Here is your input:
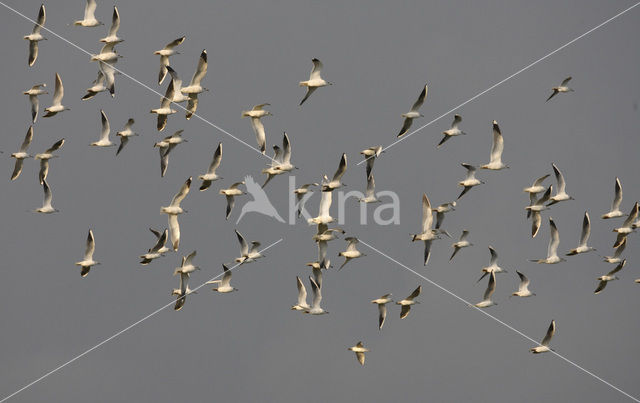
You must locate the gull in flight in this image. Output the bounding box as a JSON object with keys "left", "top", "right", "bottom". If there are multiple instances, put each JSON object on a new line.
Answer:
{"left": 161, "top": 177, "right": 192, "bottom": 251}
{"left": 43, "top": 73, "right": 70, "bottom": 118}
{"left": 262, "top": 132, "right": 296, "bottom": 188}
{"left": 360, "top": 146, "right": 383, "bottom": 180}
{"left": 155, "top": 36, "right": 185, "bottom": 85}
{"left": 450, "top": 230, "right": 472, "bottom": 261}
{"left": 612, "top": 202, "right": 638, "bottom": 248}
{"left": 524, "top": 174, "right": 550, "bottom": 212}
{"left": 478, "top": 246, "right": 507, "bottom": 282}
{"left": 99, "top": 61, "right": 116, "bottom": 97}
{"left": 198, "top": 142, "right": 223, "bottom": 191}
{"left": 371, "top": 294, "right": 393, "bottom": 330}
{"left": 219, "top": 181, "right": 245, "bottom": 219}
{"left": 75, "top": 229, "right": 99, "bottom": 277}
{"left": 91, "top": 110, "right": 116, "bottom": 147}
{"left": 475, "top": 271, "right": 497, "bottom": 308}
{"left": 299, "top": 58, "right": 332, "bottom": 106}
{"left": 23, "top": 83, "right": 48, "bottom": 123}
{"left": 411, "top": 193, "right": 439, "bottom": 266}
{"left": 480, "top": 121, "right": 508, "bottom": 170}
{"left": 358, "top": 174, "right": 379, "bottom": 203}
{"left": 396, "top": 286, "right": 421, "bottom": 319}
{"left": 294, "top": 183, "right": 319, "bottom": 218}
{"left": 312, "top": 223, "right": 344, "bottom": 268}
{"left": 207, "top": 264, "right": 237, "bottom": 293}
{"left": 35, "top": 179, "right": 58, "bottom": 214}
{"left": 234, "top": 230, "right": 263, "bottom": 264}
{"left": 526, "top": 185, "right": 552, "bottom": 238}
{"left": 242, "top": 103, "right": 272, "bottom": 154}
{"left": 81, "top": 71, "right": 109, "bottom": 100}
{"left": 566, "top": 212, "right": 595, "bottom": 256}
{"left": 181, "top": 50, "right": 209, "bottom": 119}
{"left": 172, "top": 272, "right": 194, "bottom": 311}
{"left": 457, "top": 163, "right": 484, "bottom": 200}
{"left": 150, "top": 80, "right": 177, "bottom": 132}
{"left": 305, "top": 259, "right": 325, "bottom": 289}
{"left": 434, "top": 201, "right": 456, "bottom": 237}
{"left": 174, "top": 250, "right": 199, "bottom": 276}
{"left": 291, "top": 276, "right": 310, "bottom": 311}
{"left": 548, "top": 164, "right": 574, "bottom": 205}
{"left": 154, "top": 130, "right": 187, "bottom": 177}
{"left": 35, "top": 138, "right": 65, "bottom": 185}
{"left": 73, "top": 0, "right": 102, "bottom": 26}
{"left": 10, "top": 126, "right": 34, "bottom": 181}
{"left": 603, "top": 237, "right": 626, "bottom": 264}
{"left": 530, "top": 320, "right": 556, "bottom": 353}
{"left": 304, "top": 276, "right": 328, "bottom": 315}
{"left": 116, "top": 118, "right": 138, "bottom": 155}
{"left": 338, "top": 237, "right": 365, "bottom": 270}
{"left": 90, "top": 42, "right": 121, "bottom": 63}
{"left": 397, "top": 84, "right": 428, "bottom": 137}
{"left": 165, "top": 66, "right": 190, "bottom": 103}
{"left": 437, "top": 114, "right": 466, "bottom": 148}
{"left": 99, "top": 6, "right": 123, "bottom": 44}
{"left": 322, "top": 153, "right": 347, "bottom": 191}
{"left": 348, "top": 342, "right": 369, "bottom": 366}
{"left": 139, "top": 228, "right": 169, "bottom": 265}
{"left": 531, "top": 217, "right": 566, "bottom": 264}
{"left": 594, "top": 260, "right": 626, "bottom": 294}
{"left": 602, "top": 177, "right": 624, "bottom": 219}
{"left": 511, "top": 270, "right": 535, "bottom": 297}
{"left": 308, "top": 184, "right": 334, "bottom": 225}
{"left": 24, "top": 4, "right": 46, "bottom": 67}
{"left": 546, "top": 77, "right": 573, "bottom": 102}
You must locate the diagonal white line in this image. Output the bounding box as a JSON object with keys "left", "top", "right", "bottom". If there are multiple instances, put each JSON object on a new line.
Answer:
{"left": 0, "top": 238, "right": 284, "bottom": 403}
{"left": 357, "top": 1, "right": 640, "bottom": 166}
{"left": 0, "top": 1, "right": 278, "bottom": 164}
{"left": 358, "top": 239, "right": 640, "bottom": 402}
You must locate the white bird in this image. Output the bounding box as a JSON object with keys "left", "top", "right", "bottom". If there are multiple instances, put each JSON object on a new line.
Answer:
{"left": 10, "top": 126, "right": 34, "bottom": 181}
{"left": 219, "top": 181, "right": 245, "bottom": 220}
{"left": 548, "top": 164, "right": 574, "bottom": 205}
{"left": 98, "top": 61, "right": 116, "bottom": 97}
{"left": 90, "top": 42, "right": 121, "bottom": 63}
{"left": 262, "top": 132, "right": 296, "bottom": 188}
{"left": 291, "top": 276, "right": 310, "bottom": 311}
{"left": 207, "top": 264, "right": 237, "bottom": 293}
{"left": 154, "top": 130, "right": 187, "bottom": 177}
{"left": 546, "top": 77, "right": 573, "bottom": 102}
{"left": 530, "top": 320, "right": 556, "bottom": 353}
{"left": 322, "top": 153, "right": 347, "bottom": 191}
{"left": 75, "top": 229, "right": 99, "bottom": 277}
{"left": 312, "top": 223, "right": 344, "bottom": 243}
{"left": 480, "top": 121, "right": 508, "bottom": 170}
{"left": 294, "top": 183, "right": 319, "bottom": 218}
{"left": 566, "top": 212, "right": 595, "bottom": 256}
{"left": 299, "top": 58, "right": 332, "bottom": 106}
{"left": 450, "top": 230, "right": 472, "bottom": 261}
{"left": 478, "top": 246, "right": 507, "bottom": 282}
{"left": 304, "top": 276, "right": 328, "bottom": 315}
{"left": 437, "top": 114, "right": 466, "bottom": 148}
{"left": 338, "top": 237, "right": 365, "bottom": 270}
{"left": 360, "top": 146, "right": 383, "bottom": 179}
{"left": 531, "top": 217, "right": 566, "bottom": 264}
{"left": 174, "top": 250, "right": 199, "bottom": 276}
{"left": 594, "top": 259, "right": 626, "bottom": 294}
{"left": 34, "top": 138, "right": 64, "bottom": 185}
{"left": 139, "top": 228, "right": 169, "bottom": 265}
{"left": 116, "top": 118, "right": 137, "bottom": 155}
{"left": 43, "top": 73, "right": 70, "bottom": 118}
{"left": 154, "top": 36, "right": 186, "bottom": 85}
{"left": 234, "top": 230, "right": 263, "bottom": 264}
{"left": 348, "top": 342, "right": 369, "bottom": 366}
{"left": 165, "top": 66, "right": 190, "bottom": 103}
{"left": 397, "top": 84, "right": 428, "bottom": 137}
{"left": 526, "top": 185, "right": 553, "bottom": 238}
{"left": 24, "top": 4, "right": 46, "bottom": 67}
{"left": 181, "top": 50, "right": 208, "bottom": 119}
{"left": 35, "top": 179, "right": 58, "bottom": 214}
{"left": 523, "top": 174, "right": 550, "bottom": 195}
{"left": 172, "top": 272, "right": 194, "bottom": 311}
{"left": 81, "top": 71, "right": 109, "bottom": 100}
{"left": 371, "top": 294, "right": 393, "bottom": 330}
{"left": 511, "top": 270, "right": 535, "bottom": 297}
{"left": 305, "top": 260, "right": 325, "bottom": 288}
{"left": 396, "top": 286, "right": 421, "bottom": 319}
{"left": 612, "top": 202, "right": 639, "bottom": 248}
{"left": 434, "top": 201, "right": 456, "bottom": 237}
{"left": 602, "top": 177, "right": 624, "bottom": 219}
{"left": 198, "top": 142, "right": 223, "bottom": 191}
{"left": 242, "top": 103, "right": 272, "bottom": 154}
{"left": 160, "top": 177, "right": 192, "bottom": 251}
{"left": 23, "top": 83, "right": 48, "bottom": 123}
{"left": 411, "top": 193, "right": 439, "bottom": 265}
{"left": 308, "top": 184, "right": 334, "bottom": 225}
{"left": 150, "top": 80, "right": 177, "bottom": 131}
{"left": 99, "top": 6, "right": 123, "bottom": 44}
{"left": 73, "top": 0, "right": 102, "bottom": 26}
{"left": 457, "top": 163, "right": 484, "bottom": 199}
{"left": 475, "top": 271, "right": 497, "bottom": 308}
{"left": 91, "top": 110, "right": 116, "bottom": 147}
{"left": 603, "top": 237, "right": 626, "bottom": 264}
{"left": 358, "top": 174, "right": 379, "bottom": 203}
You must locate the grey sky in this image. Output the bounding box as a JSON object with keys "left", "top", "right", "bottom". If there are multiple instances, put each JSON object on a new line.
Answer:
{"left": 1, "top": 0, "right": 640, "bottom": 402}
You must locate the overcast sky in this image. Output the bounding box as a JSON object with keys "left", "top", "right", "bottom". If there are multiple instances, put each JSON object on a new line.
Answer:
{"left": 1, "top": 0, "right": 640, "bottom": 402}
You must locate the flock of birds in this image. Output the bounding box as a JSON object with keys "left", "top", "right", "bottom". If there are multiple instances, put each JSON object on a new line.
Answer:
{"left": 10, "top": 1, "right": 639, "bottom": 367}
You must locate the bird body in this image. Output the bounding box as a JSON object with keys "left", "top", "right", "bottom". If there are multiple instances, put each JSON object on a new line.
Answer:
{"left": 299, "top": 58, "right": 331, "bottom": 105}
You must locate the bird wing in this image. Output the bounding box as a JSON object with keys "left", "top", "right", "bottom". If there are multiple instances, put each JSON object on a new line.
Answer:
{"left": 160, "top": 80, "right": 175, "bottom": 109}
{"left": 28, "top": 41, "right": 39, "bottom": 67}
{"left": 460, "top": 230, "right": 469, "bottom": 242}
{"left": 84, "top": 229, "right": 96, "bottom": 260}
{"left": 33, "top": 4, "right": 45, "bottom": 34}
{"left": 378, "top": 304, "right": 387, "bottom": 329}
{"left": 548, "top": 218, "right": 560, "bottom": 257}
{"left": 170, "top": 177, "right": 192, "bottom": 207}
{"left": 421, "top": 193, "right": 433, "bottom": 233}
{"left": 299, "top": 86, "right": 316, "bottom": 106}
{"left": 107, "top": 6, "right": 120, "bottom": 36}
{"left": 220, "top": 264, "right": 232, "bottom": 287}
{"left": 164, "top": 36, "right": 186, "bottom": 50}
{"left": 11, "top": 159, "right": 24, "bottom": 181}
{"left": 319, "top": 186, "right": 332, "bottom": 216}
{"left": 410, "top": 84, "right": 428, "bottom": 113}
{"left": 423, "top": 240, "right": 432, "bottom": 265}
{"left": 531, "top": 211, "right": 542, "bottom": 238}
{"left": 282, "top": 132, "right": 292, "bottom": 164}
{"left": 611, "top": 177, "right": 623, "bottom": 211}
{"left": 19, "top": 126, "right": 34, "bottom": 152}
{"left": 207, "top": 143, "right": 223, "bottom": 174}
{"left": 365, "top": 174, "right": 375, "bottom": 198}
{"left": 150, "top": 229, "right": 168, "bottom": 253}
{"left": 318, "top": 240, "right": 328, "bottom": 264}
{"left": 168, "top": 215, "right": 180, "bottom": 251}
{"left": 99, "top": 110, "right": 110, "bottom": 141}
{"left": 608, "top": 259, "right": 626, "bottom": 276}
{"left": 45, "top": 138, "right": 65, "bottom": 154}
{"left": 516, "top": 270, "right": 530, "bottom": 291}
{"left": 435, "top": 211, "right": 444, "bottom": 230}
{"left": 407, "top": 285, "right": 422, "bottom": 301}
{"left": 52, "top": 73, "right": 64, "bottom": 105}
{"left": 451, "top": 114, "right": 461, "bottom": 129}
{"left": 594, "top": 280, "right": 608, "bottom": 294}
{"left": 622, "top": 202, "right": 639, "bottom": 228}
{"left": 399, "top": 305, "right": 411, "bottom": 319}
{"left": 483, "top": 272, "right": 496, "bottom": 300}
{"left": 345, "top": 237, "right": 359, "bottom": 252}
{"left": 29, "top": 95, "right": 39, "bottom": 122}
{"left": 461, "top": 163, "right": 476, "bottom": 179}
{"left": 309, "top": 58, "right": 323, "bottom": 80}
{"left": 533, "top": 174, "right": 550, "bottom": 187}
{"left": 397, "top": 117, "right": 413, "bottom": 137}
{"left": 185, "top": 94, "right": 198, "bottom": 119}
{"left": 251, "top": 117, "right": 266, "bottom": 154}
{"left": 541, "top": 320, "right": 555, "bottom": 346}
{"left": 184, "top": 250, "right": 196, "bottom": 266}
{"left": 225, "top": 195, "right": 235, "bottom": 219}
{"left": 355, "top": 352, "right": 365, "bottom": 366}
{"left": 42, "top": 179, "right": 53, "bottom": 207}
{"left": 38, "top": 159, "right": 49, "bottom": 185}
{"left": 84, "top": 0, "right": 97, "bottom": 20}
{"left": 188, "top": 50, "right": 208, "bottom": 86}
{"left": 488, "top": 246, "right": 498, "bottom": 266}
{"left": 332, "top": 153, "right": 347, "bottom": 181}
{"left": 551, "top": 164, "right": 566, "bottom": 193}
{"left": 579, "top": 212, "right": 591, "bottom": 247}
{"left": 296, "top": 276, "right": 307, "bottom": 306}
{"left": 309, "top": 276, "right": 322, "bottom": 308}
{"left": 489, "top": 121, "right": 504, "bottom": 164}
{"left": 561, "top": 76, "right": 572, "bottom": 86}
{"left": 236, "top": 230, "right": 249, "bottom": 256}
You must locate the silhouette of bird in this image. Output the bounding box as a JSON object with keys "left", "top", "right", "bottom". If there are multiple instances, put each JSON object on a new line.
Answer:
{"left": 236, "top": 175, "right": 284, "bottom": 224}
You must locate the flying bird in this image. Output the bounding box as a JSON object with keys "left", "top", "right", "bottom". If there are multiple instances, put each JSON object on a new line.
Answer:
{"left": 322, "top": 153, "right": 347, "bottom": 191}
{"left": 411, "top": 193, "right": 439, "bottom": 265}
{"left": 347, "top": 342, "right": 369, "bottom": 366}
{"left": 603, "top": 237, "right": 626, "bottom": 264}
{"left": 155, "top": 36, "right": 186, "bottom": 85}
{"left": 523, "top": 174, "right": 550, "bottom": 197}
{"left": 181, "top": 50, "right": 208, "bottom": 119}
{"left": 294, "top": 183, "right": 319, "bottom": 218}
{"left": 434, "top": 201, "right": 456, "bottom": 237}
{"left": 98, "top": 61, "right": 116, "bottom": 97}
{"left": 457, "top": 163, "right": 484, "bottom": 200}
{"left": 602, "top": 177, "right": 624, "bottom": 219}
{"left": 154, "top": 130, "right": 187, "bottom": 177}
{"left": 397, "top": 84, "right": 428, "bottom": 137}
{"left": 262, "top": 132, "right": 296, "bottom": 188}
{"left": 526, "top": 185, "right": 552, "bottom": 237}
{"left": 360, "top": 146, "right": 383, "bottom": 179}
{"left": 99, "top": 6, "right": 123, "bottom": 44}
{"left": 308, "top": 183, "right": 334, "bottom": 225}
{"left": 35, "top": 179, "right": 58, "bottom": 214}
{"left": 450, "top": 230, "right": 472, "bottom": 261}
{"left": 612, "top": 202, "right": 638, "bottom": 248}
{"left": 160, "top": 177, "right": 192, "bottom": 251}
{"left": 35, "top": 138, "right": 64, "bottom": 185}
{"left": 207, "top": 264, "right": 237, "bottom": 293}
{"left": 198, "top": 142, "right": 223, "bottom": 190}
{"left": 172, "top": 272, "right": 194, "bottom": 311}
{"left": 511, "top": 270, "right": 535, "bottom": 297}
{"left": 548, "top": 164, "right": 573, "bottom": 205}
{"left": 546, "top": 77, "right": 573, "bottom": 102}
{"left": 73, "top": 0, "right": 102, "bottom": 26}
{"left": 594, "top": 260, "right": 626, "bottom": 294}
{"left": 24, "top": 4, "right": 46, "bottom": 67}
{"left": 10, "top": 126, "right": 34, "bottom": 181}
{"left": 219, "top": 181, "right": 245, "bottom": 220}
{"left": 478, "top": 246, "right": 507, "bottom": 282}
{"left": 371, "top": 294, "right": 393, "bottom": 330}
{"left": 291, "top": 276, "right": 310, "bottom": 311}
{"left": 304, "top": 276, "right": 328, "bottom": 315}
{"left": 530, "top": 320, "right": 556, "bottom": 353}
{"left": 116, "top": 118, "right": 138, "bottom": 155}
{"left": 437, "top": 114, "right": 466, "bottom": 148}
{"left": 90, "top": 110, "right": 116, "bottom": 147}
{"left": 234, "top": 230, "right": 263, "bottom": 264}
{"left": 242, "top": 103, "right": 272, "bottom": 154}
{"left": 474, "top": 271, "right": 497, "bottom": 308}
{"left": 23, "top": 83, "right": 48, "bottom": 122}
{"left": 81, "top": 71, "right": 109, "bottom": 100}
{"left": 43, "top": 73, "right": 70, "bottom": 118}
{"left": 480, "top": 121, "right": 508, "bottom": 170}
{"left": 90, "top": 42, "right": 121, "bottom": 63}
{"left": 358, "top": 174, "right": 379, "bottom": 203}
{"left": 299, "top": 58, "right": 332, "bottom": 106}
{"left": 566, "top": 212, "right": 595, "bottom": 256}
{"left": 150, "top": 80, "right": 177, "bottom": 131}
{"left": 75, "top": 229, "right": 99, "bottom": 277}
{"left": 139, "top": 228, "right": 170, "bottom": 265}
{"left": 531, "top": 217, "right": 565, "bottom": 264}
{"left": 396, "top": 285, "right": 421, "bottom": 319}
{"left": 338, "top": 237, "right": 365, "bottom": 270}
{"left": 173, "top": 250, "right": 199, "bottom": 276}
{"left": 165, "top": 66, "right": 190, "bottom": 103}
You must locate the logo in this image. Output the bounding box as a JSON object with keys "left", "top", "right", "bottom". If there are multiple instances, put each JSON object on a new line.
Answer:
{"left": 236, "top": 175, "right": 285, "bottom": 224}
